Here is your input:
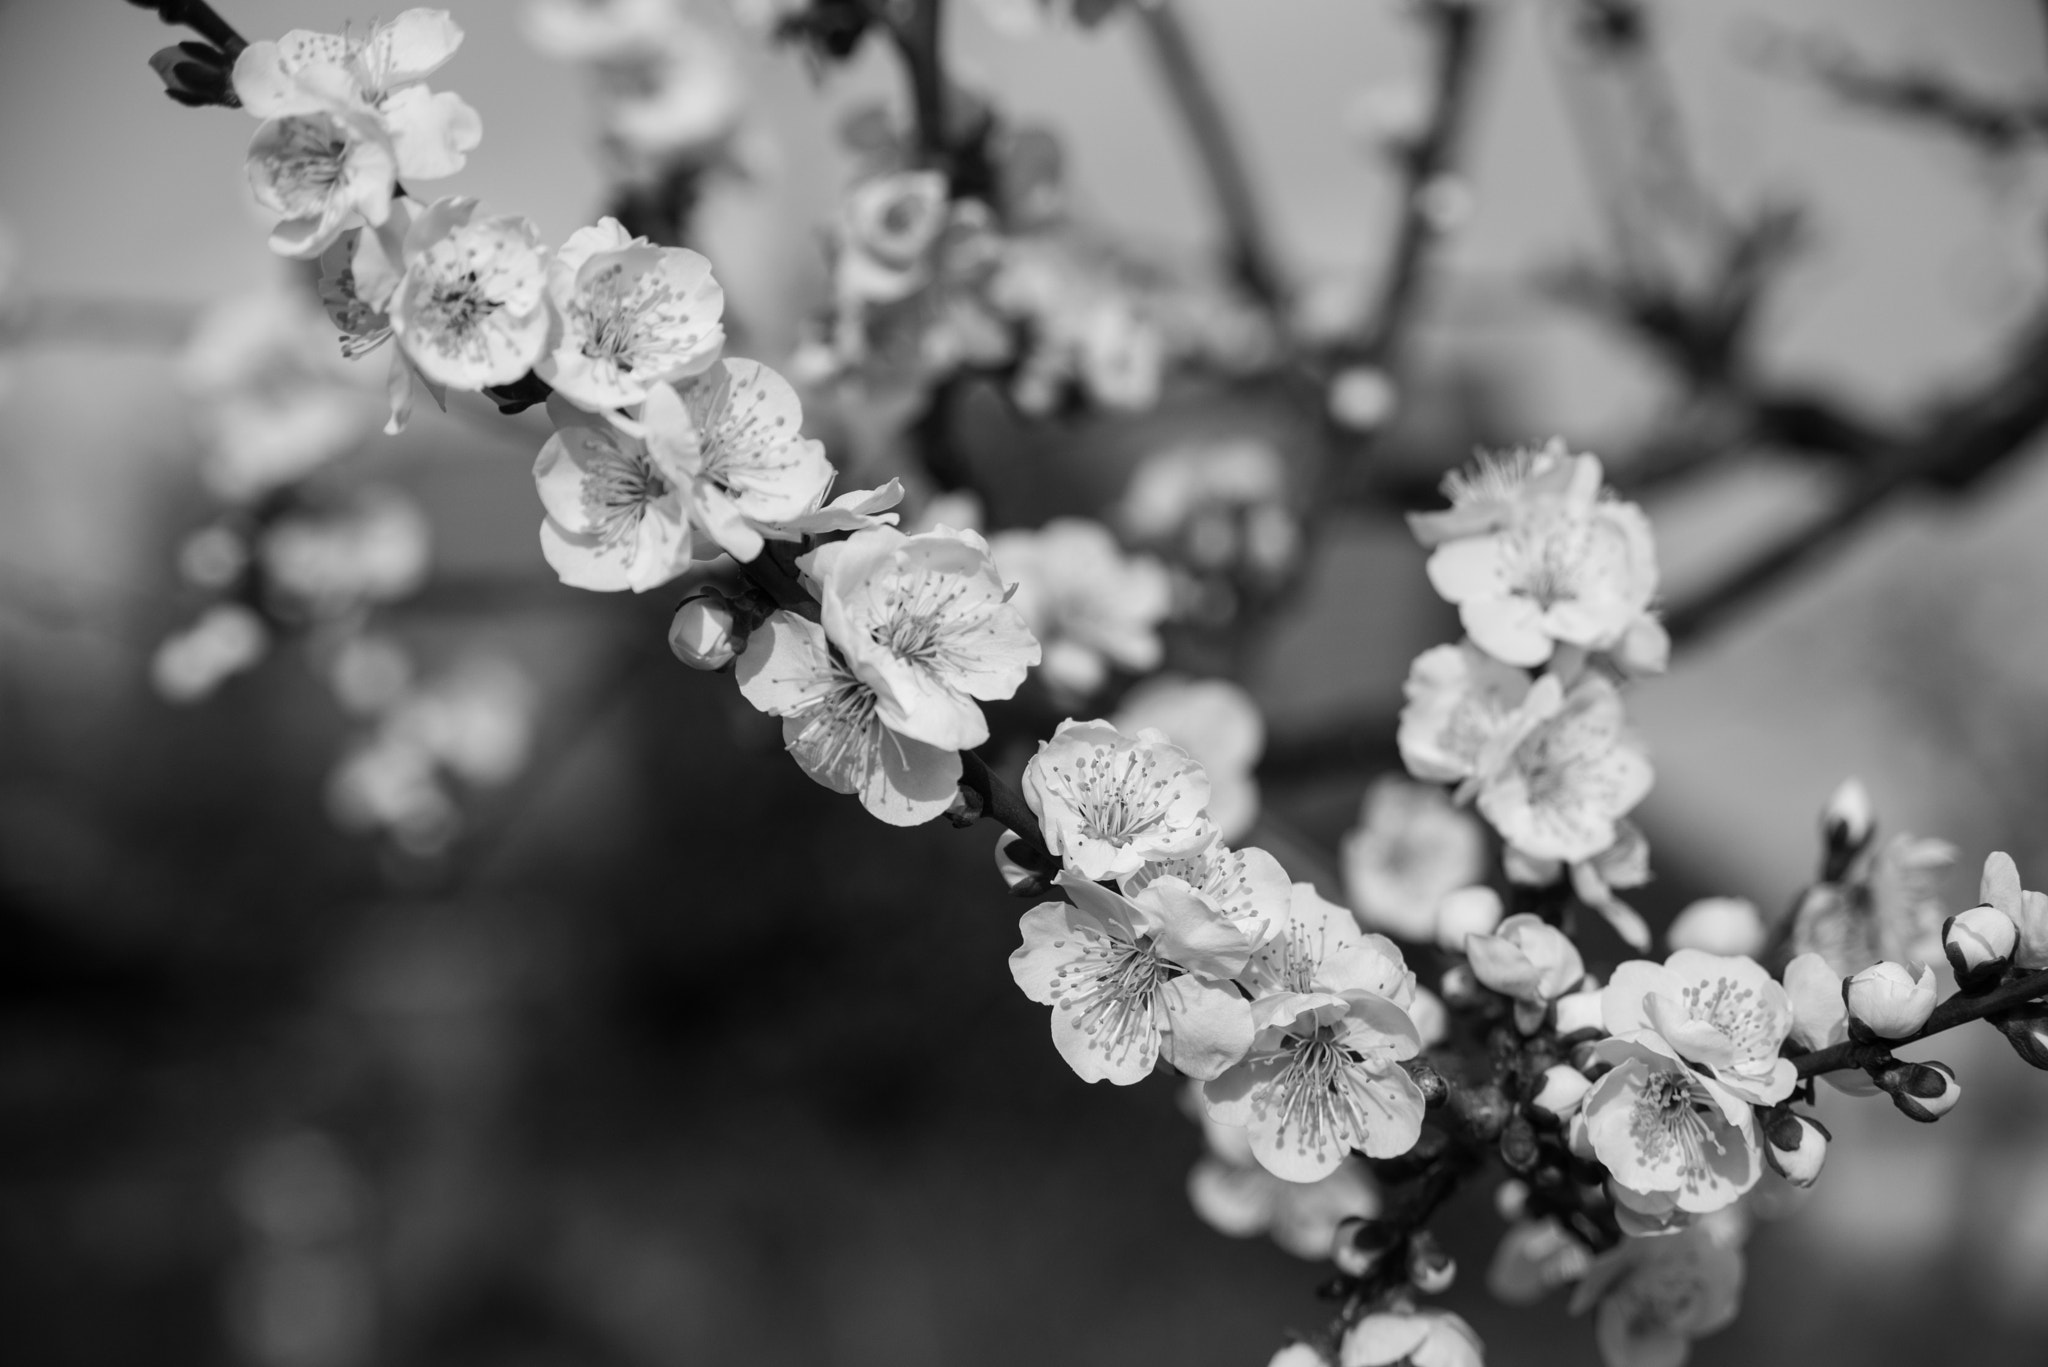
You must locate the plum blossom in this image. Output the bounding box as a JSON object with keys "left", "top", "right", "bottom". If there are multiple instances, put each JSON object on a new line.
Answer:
{"left": 537, "top": 217, "right": 725, "bottom": 412}
{"left": 1466, "top": 913, "right": 1585, "bottom": 1034}
{"left": 533, "top": 397, "right": 696, "bottom": 592}
{"left": 1113, "top": 678, "right": 1264, "bottom": 842}
{"left": 1010, "top": 872, "right": 1255, "bottom": 1085}
{"left": 1978, "top": 850, "right": 2048, "bottom": 970}
{"left": 233, "top": 10, "right": 483, "bottom": 257}
{"left": 1489, "top": 1218, "right": 1594, "bottom": 1305}
{"left": 1601, "top": 951, "right": 1796, "bottom": 1106}
{"left": 1423, "top": 453, "right": 1659, "bottom": 669}
{"left": 1184, "top": 1083, "right": 1380, "bottom": 1259}
{"left": 806, "top": 525, "right": 1040, "bottom": 750}
{"left": 989, "top": 518, "right": 1173, "bottom": 700}
{"left": 1791, "top": 829, "right": 1955, "bottom": 975}
{"left": 1665, "top": 897, "right": 1766, "bottom": 958}
{"left": 1204, "top": 884, "right": 1426, "bottom": 1181}
{"left": 1569, "top": 1226, "right": 1743, "bottom": 1367}
{"left": 1473, "top": 672, "right": 1653, "bottom": 870}
{"left": 1843, "top": 961, "right": 1937, "bottom": 1038}
{"left": 1582, "top": 1033, "right": 1761, "bottom": 1217}
{"left": 1339, "top": 1307, "right": 1484, "bottom": 1367}
{"left": 319, "top": 215, "right": 446, "bottom": 433}
{"left": 1340, "top": 776, "right": 1486, "bottom": 943}
{"left": 735, "top": 610, "right": 962, "bottom": 827}
{"left": 1396, "top": 641, "right": 1559, "bottom": 787}
{"left": 1407, "top": 438, "right": 1601, "bottom": 548}
{"left": 1781, "top": 953, "right": 1879, "bottom": 1096}
{"left": 1024, "top": 720, "right": 1217, "bottom": 880}
{"left": 1121, "top": 841, "right": 1290, "bottom": 950}
{"left": 388, "top": 200, "right": 551, "bottom": 390}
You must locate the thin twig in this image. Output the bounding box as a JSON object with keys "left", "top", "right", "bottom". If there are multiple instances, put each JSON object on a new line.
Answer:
{"left": 1791, "top": 966, "right": 2048, "bottom": 1078}
{"left": 1133, "top": 1, "right": 1287, "bottom": 313}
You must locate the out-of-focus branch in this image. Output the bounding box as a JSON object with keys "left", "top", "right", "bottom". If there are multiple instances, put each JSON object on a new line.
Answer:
{"left": 1133, "top": 1, "right": 1287, "bottom": 314}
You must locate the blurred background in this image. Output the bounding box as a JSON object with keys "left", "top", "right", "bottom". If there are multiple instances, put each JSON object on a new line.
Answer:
{"left": 8, "top": 0, "right": 2048, "bottom": 1363}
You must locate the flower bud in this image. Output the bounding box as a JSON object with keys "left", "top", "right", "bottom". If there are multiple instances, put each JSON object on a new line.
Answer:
{"left": 1331, "top": 1216, "right": 1397, "bottom": 1278}
{"left": 1528, "top": 1064, "right": 1592, "bottom": 1123}
{"left": 1405, "top": 1061, "right": 1449, "bottom": 1109}
{"left": 1493, "top": 1179, "right": 1530, "bottom": 1221}
{"left": 1875, "top": 1059, "right": 1961, "bottom": 1123}
{"left": 1844, "top": 961, "right": 1937, "bottom": 1039}
{"left": 1666, "top": 896, "right": 1767, "bottom": 958}
{"left": 1762, "top": 1110, "right": 1830, "bottom": 1187}
{"left": 667, "top": 593, "right": 739, "bottom": 670}
{"left": 1821, "top": 777, "right": 1875, "bottom": 879}
{"left": 1553, "top": 987, "right": 1604, "bottom": 1038}
{"left": 1438, "top": 962, "right": 1483, "bottom": 1009}
{"left": 1406, "top": 1231, "right": 1456, "bottom": 1294}
{"left": 994, "top": 831, "right": 1052, "bottom": 898}
{"left": 943, "top": 784, "right": 985, "bottom": 828}
{"left": 1990, "top": 1004, "right": 2048, "bottom": 1070}
{"left": 1434, "top": 885, "right": 1503, "bottom": 953}
{"left": 1943, "top": 903, "right": 2018, "bottom": 990}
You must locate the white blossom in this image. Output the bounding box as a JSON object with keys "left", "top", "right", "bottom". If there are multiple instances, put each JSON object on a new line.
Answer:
{"left": 1466, "top": 913, "right": 1584, "bottom": 1034}
{"left": 1472, "top": 672, "right": 1652, "bottom": 868}
{"left": 1569, "top": 1226, "right": 1743, "bottom": 1367}
{"left": 1340, "top": 777, "right": 1486, "bottom": 944}
{"left": 1581, "top": 1033, "right": 1761, "bottom": 1217}
{"left": 1601, "top": 950, "right": 1796, "bottom": 1106}
{"left": 388, "top": 199, "right": 551, "bottom": 390}
{"left": 1024, "top": 719, "right": 1217, "bottom": 881}
{"left": 990, "top": 518, "right": 1173, "bottom": 700}
{"left": 1113, "top": 678, "right": 1264, "bottom": 842}
{"left": 537, "top": 217, "right": 725, "bottom": 412}
{"left": 1339, "top": 1308, "right": 1484, "bottom": 1367}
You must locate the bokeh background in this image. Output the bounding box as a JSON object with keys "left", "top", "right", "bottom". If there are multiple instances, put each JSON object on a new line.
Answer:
{"left": 8, "top": 0, "right": 2048, "bottom": 1363}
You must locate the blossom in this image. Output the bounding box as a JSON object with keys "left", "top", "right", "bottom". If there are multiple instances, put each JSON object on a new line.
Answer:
{"left": 1121, "top": 841, "right": 1291, "bottom": 950}
{"left": 1406, "top": 438, "right": 1601, "bottom": 547}
{"left": 775, "top": 479, "right": 907, "bottom": 539}
{"left": 989, "top": 519, "right": 1173, "bottom": 699}
{"left": 1843, "top": 961, "right": 1937, "bottom": 1038}
{"left": 1473, "top": 672, "right": 1652, "bottom": 868}
{"left": 1792, "top": 830, "right": 1955, "bottom": 974}
{"left": 1395, "top": 642, "right": 1558, "bottom": 786}
{"left": 1339, "top": 1308, "right": 1484, "bottom": 1367}
{"left": 1113, "top": 678, "right": 1263, "bottom": 842}
{"left": 1601, "top": 950, "right": 1795, "bottom": 1106}
{"left": 1204, "top": 884, "right": 1425, "bottom": 1180}
{"left": 1665, "top": 897, "right": 1766, "bottom": 958}
{"left": 1185, "top": 1084, "right": 1380, "bottom": 1259}
{"left": 656, "top": 359, "right": 839, "bottom": 560}
{"left": 1466, "top": 913, "right": 1585, "bottom": 1033}
{"left": 388, "top": 200, "right": 551, "bottom": 390}
{"left": 537, "top": 217, "right": 725, "bottom": 412}
{"left": 1781, "top": 953, "right": 1879, "bottom": 1096}
{"left": 1569, "top": 1226, "right": 1743, "bottom": 1367}
{"left": 1944, "top": 901, "right": 2017, "bottom": 988}
{"left": 319, "top": 216, "right": 446, "bottom": 433}
{"left": 233, "top": 10, "right": 482, "bottom": 256}
{"left": 1010, "top": 872, "right": 1254, "bottom": 1085}
{"left": 1761, "top": 1111, "right": 1828, "bottom": 1188}
{"left": 805, "top": 525, "right": 1040, "bottom": 750}
{"left": 1340, "top": 777, "right": 1486, "bottom": 943}
{"left": 1581, "top": 1033, "right": 1761, "bottom": 1216}
{"left": 668, "top": 592, "right": 739, "bottom": 670}
{"left": 734, "top": 610, "right": 962, "bottom": 827}
{"left": 1024, "top": 719, "right": 1217, "bottom": 880}
{"left": 1978, "top": 850, "right": 2048, "bottom": 970}
{"left": 1423, "top": 453, "right": 1658, "bottom": 668}
{"left": 532, "top": 397, "right": 696, "bottom": 592}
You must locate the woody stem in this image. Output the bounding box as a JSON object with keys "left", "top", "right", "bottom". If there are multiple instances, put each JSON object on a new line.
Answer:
{"left": 1790, "top": 965, "right": 2048, "bottom": 1078}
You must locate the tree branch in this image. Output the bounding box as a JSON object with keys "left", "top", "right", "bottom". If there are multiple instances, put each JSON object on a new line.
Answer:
{"left": 1791, "top": 966, "right": 2048, "bottom": 1078}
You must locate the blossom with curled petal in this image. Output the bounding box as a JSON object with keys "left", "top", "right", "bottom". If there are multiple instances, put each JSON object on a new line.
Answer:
{"left": 803, "top": 525, "right": 1040, "bottom": 751}
{"left": 989, "top": 518, "right": 1173, "bottom": 700}
{"left": 775, "top": 479, "right": 907, "bottom": 538}
{"left": 1122, "top": 841, "right": 1291, "bottom": 950}
{"left": 1582, "top": 1033, "right": 1761, "bottom": 1217}
{"left": 735, "top": 610, "right": 962, "bottom": 826}
{"left": 537, "top": 217, "right": 725, "bottom": 412}
{"left": 1602, "top": 951, "right": 1795, "bottom": 1106}
{"left": 1467, "top": 913, "right": 1585, "bottom": 1034}
{"left": 1474, "top": 672, "right": 1652, "bottom": 866}
{"left": 387, "top": 199, "right": 550, "bottom": 390}
{"left": 1340, "top": 777, "right": 1486, "bottom": 944}
{"left": 1023, "top": 719, "right": 1217, "bottom": 881}
{"left": 1010, "top": 872, "right": 1255, "bottom": 1085}
{"left": 532, "top": 395, "right": 694, "bottom": 592}
{"left": 1339, "top": 1308, "right": 1484, "bottom": 1367}
{"left": 1396, "top": 641, "right": 1560, "bottom": 786}
{"left": 1569, "top": 1226, "right": 1743, "bottom": 1367}
{"left": 1184, "top": 1082, "right": 1379, "bottom": 1259}
{"left": 1113, "top": 677, "right": 1264, "bottom": 842}
{"left": 1204, "top": 884, "right": 1425, "bottom": 1180}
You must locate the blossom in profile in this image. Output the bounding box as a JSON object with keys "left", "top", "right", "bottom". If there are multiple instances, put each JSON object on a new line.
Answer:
{"left": 1581, "top": 1033, "right": 1761, "bottom": 1216}
{"left": 1024, "top": 719, "right": 1217, "bottom": 880}
{"left": 1473, "top": 672, "right": 1653, "bottom": 868}
{"left": 990, "top": 518, "right": 1173, "bottom": 700}
{"left": 775, "top": 479, "right": 907, "bottom": 538}
{"left": 734, "top": 610, "right": 963, "bottom": 826}
{"left": 233, "top": 10, "right": 482, "bottom": 256}
{"left": 1466, "top": 913, "right": 1585, "bottom": 1033}
{"left": 388, "top": 200, "right": 551, "bottom": 390}
{"left": 1113, "top": 677, "right": 1263, "bottom": 841}
{"left": 1407, "top": 439, "right": 1601, "bottom": 547}
{"left": 1338, "top": 1307, "right": 1484, "bottom": 1367}
{"left": 1205, "top": 884, "right": 1425, "bottom": 1180}
{"left": 1010, "top": 873, "right": 1256, "bottom": 1085}
{"left": 805, "top": 525, "right": 1040, "bottom": 750}
{"left": 532, "top": 396, "right": 696, "bottom": 592}
{"left": 1601, "top": 950, "right": 1796, "bottom": 1106}
{"left": 1395, "top": 641, "right": 1560, "bottom": 787}
{"left": 1843, "top": 961, "right": 1937, "bottom": 1038}
{"left": 537, "top": 217, "right": 725, "bottom": 412}
{"left": 1569, "top": 1226, "right": 1744, "bottom": 1367}
{"left": 1340, "top": 776, "right": 1486, "bottom": 943}
{"left": 1184, "top": 1083, "right": 1380, "bottom": 1259}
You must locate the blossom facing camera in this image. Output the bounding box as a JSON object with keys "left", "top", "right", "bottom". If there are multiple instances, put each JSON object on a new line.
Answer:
{"left": 1600, "top": 949, "right": 1796, "bottom": 1106}
{"left": 667, "top": 593, "right": 738, "bottom": 670}
{"left": 1943, "top": 902, "right": 2017, "bottom": 989}
{"left": 1340, "top": 777, "right": 1486, "bottom": 944}
{"left": 1762, "top": 1110, "right": 1829, "bottom": 1188}
{"left": 1844, "top": 961, "right": 1937, "bottom": 1039}
{"left": 538, "top": 217, "right": 725, "bottom": 411}
{"left": 993, "top": 518, "right": 1173, "bottom": 701}
{"left": 1024, "top": 719, "right": 1217, "bottom": 880}
{"left": 389, "top": 200, "right": 550, "bottom": 390}
{"left": 1581, "top": 1034, "right": 1760, "bottom": 1215}
{"left": 1876, "top": 1059, "right": 1961, "bottom": 1123}
{"left": 1338, "top": 1307, "right": 1484, "bottom": 1367}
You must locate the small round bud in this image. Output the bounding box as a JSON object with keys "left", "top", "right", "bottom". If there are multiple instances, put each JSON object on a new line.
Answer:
{"left": 1327, "top": 365, "right": 1398, "bottom": 433}
{"left": 1666, "top": 897, "right": 1766, "bottom": 958}
{"left": 1493, "top": 1179, "right": 1529, "bottom": 1221}
{"left": 1991, "top": 1004, "right": 2048, "bottom": 1070}
{"left": 1943, "top": 904, "right": 2018, "bottom": 991}
{"left": 667, "top": 593, "right": 739, "bottom": 670}
{"left": 1498, "top": 1113, "right": 1540, "bottom": 1172}
{"left": 994, "top": 831, "right": 1052, "bottom": 898}
{"left": 1844, "top": 961, "right": 1937, "bottom": 1039}
{"left": 1406, "top": 1231, "right": 1456, "bottom": 1295}
{"left": 1762, "top": 1110, "right": 1830, "bottom": 1187}
{"left": 1438, "top": 962, "right": 1483, "bottom": 1008}
{"left": 1331, "top": 1216, "right": 1396, "bottom": 1277}
{"left": 1876, "top": 1059, "right": 1961, "bottom": 1123}
{"left": 1405, "top": 1061, "right": 1450, "bottom": 1108}
{"left": 1821, "top": 777, "right": 1875, "bottom": 878}
{"left": 1529, "top": 1064, "right": 1592, "bottom": 1124}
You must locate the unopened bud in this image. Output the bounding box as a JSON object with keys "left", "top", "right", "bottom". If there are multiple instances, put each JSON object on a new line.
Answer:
{"left": 1438, "top": 962, "right": 1483, "bottom": 1009}
{"left": 994, "top": 830, "right": 1052, "bottom": 898}
{"left": 667, "top": 592, "right": 739, "bottom": 670}
{"left": 1493, "top": 1179, "right": 1529, "bottom": 1221}
{"left": 1498, "top": 1113, "right": 1540, "bottom": 1172}
{"left": 1331, "top": 1216, "right": 1396, "bottom": 1277}
{"left": 943, "top": 784, "right": 985, "bottom": 828}
{"left": 1844, "top": 961, "right": 1937, "bottom": 1039}
{"left": 149, "top": 40, "right": 239, "bottom": 108}
{"left": 1529, "top": 1064, "right": 1592, "bottom": 1124}
{"left": 1876, "top": 1059, "right": 1961, "bottom": 1123}
{"left": 1406, "top": 1231, "right": 1456, "bottom": 1294}
{"left": 1943, "top": 904, "right": 2018, "bottom": 991}
{"left": 1821, "top": 777, "right": 1875, "bottom": 879}
{"left": 1405, "top": 1061, "right": 1449, "bottom": 1108}
{"left": 1762, "top": 1110, "right": 1830, "bottom": 1187}
{"left": 1990, "top": 1004, "right": 2048, "bottom": 1070}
